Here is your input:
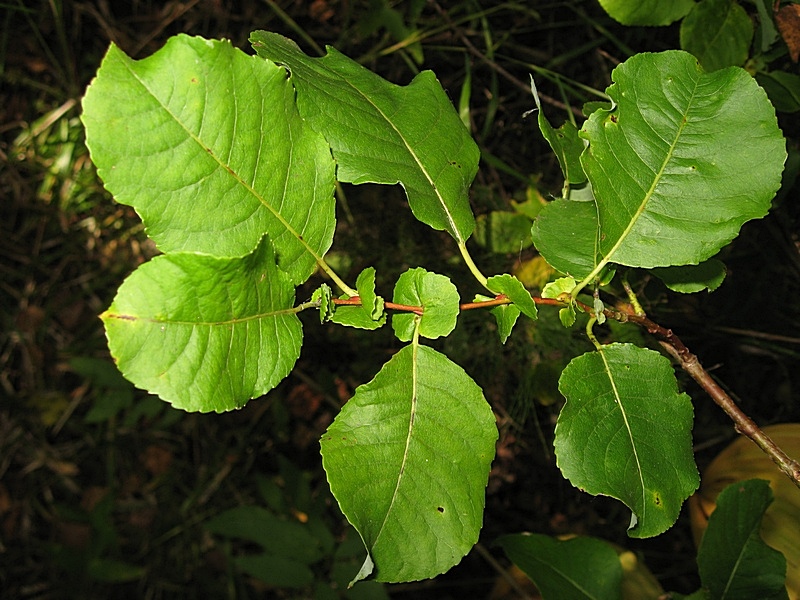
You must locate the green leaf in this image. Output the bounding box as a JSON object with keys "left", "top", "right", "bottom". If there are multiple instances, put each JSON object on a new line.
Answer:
{"left": 313, "top": 283, "right": 335, "bottom": 323}
{"left": 497, "top": 533, "right": 622, "bottom": 600}
{"left": 757, "top": 71, "right": 800, "bottom": 114}
{"left": 332, "top": 268, "right": 387, "bottom": 330}
{"left": 555, "top": 343, "right": 699, "bottom": 538}
{"left": 652, "top": 258, "right": 727, "bottom": 293}
{"left": 392, "top": 268, "right": 460, "bottom": 342}
{"left": 530, "top": 77, "right": 586, "bottom": 187}
{"left": 697, "top": 479, "right": 789, "bottom": 600}
{"left": 486, "top": 274, "right": 538, "bottom": 320}
{"left": 250, "top": 31, "right": 479, "bottom": 244}
{"left": 204, "top": 506, "right": 324, "bottom": 565}
{"left": 320, "top": 344, "right": 497, "bottom": 583}
{"left": 486, "top": 298, "right": 521, "bottom": 344}
{"left": 81, "top": 35, "right": 336, "bottom": 285}
{"left": 101, "top": 237, "right": 302, "bottom": 413}
{"left": 531, "top": 198, "right": 600, "bottom": 280}
{"left": 580, "top": 51, "right": 785, "bottom": 272}
{"left": 680, "top": 0, "right": 754, "bottom": 72}
{"left": 205, "top": 506, "right": 322, "bottom": 588}
{"left": 598, "top": 0, "right": 694, "bottom": 25}
{"left": 474, "top": 211, "right": 534, "bottom": 254}
{"left": 541, "top": 276, "right": 577, "bottom": 300}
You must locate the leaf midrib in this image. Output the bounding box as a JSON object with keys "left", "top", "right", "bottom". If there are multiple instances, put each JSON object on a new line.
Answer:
{"left": 578, "top": 76, "right": 699, "bottom": 291}
{"left": 281, "top": 50, "right": 466, "bottom": 244}
{"left": 117, "top": 45, "right": 325, "bottom": 264}
{"left": 599, "top": 347, "right": 646, "bottom": 526}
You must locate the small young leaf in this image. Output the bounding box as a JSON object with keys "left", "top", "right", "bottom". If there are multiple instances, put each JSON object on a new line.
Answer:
{"left": 320, "top": 345, "right": 497, "bottom": 583}
{"left": 555, "top": 343, "right": 699, "bottom": 538}
{"left": 356, "top": 267, "right": 385, "bottom": 320}
{"left": 680, "top": 0, "right": 754, "bottom": 72}
{"left": 652, "top": 258, "right": 727, "bottom": 293}
{"left": 101, "top": 237, "right": 302, "bottom": 413}
{"left": 542, "top": 276, "right": 576, "bottom": 300}
{"left": 250, "top": 31, "right": 479, "bottom": 244}
{"left": 313, "top": 283, "right": 335, "bottom": 323}
{"left": 598, "top": 0, "right": 694, "bottom": 25}
{"left": 486, "top": 274, "right": 538, "bottom": 321}
{"left": 81, "top": 35, "right": 336, "bottom": 285}
{"left": 581, "top": 51, "right": 786, "bottom": 271}
{"left": 392, "top": 268, "right": 460, "bottom": 342}
{"left": 697, "top": 479, "right": 789, "bottom": 600}
{"left": 331, "top": 267, "right": 387, "bottom": 330}
{"left": 490, "top": 304, "right": 521, "bottom": 344}
{"left": 497, "top": 533, "right": 623, "bottom": 600}
{"left": 530, "top": 77, "right": 587, "bottom": 187}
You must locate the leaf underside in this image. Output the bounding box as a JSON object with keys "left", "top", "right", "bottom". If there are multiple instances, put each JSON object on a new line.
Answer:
{"left": 82, "top": 34, "right": 336, "bottom": 284}
{"left": 101, "top": 238, "right": 302, "bottom": 413}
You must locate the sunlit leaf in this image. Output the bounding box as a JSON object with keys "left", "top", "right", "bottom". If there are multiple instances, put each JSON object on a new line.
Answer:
{"left": 581, "top": 51, "right": 785, "bottom": 271}
{"left": 101, "top": 237, "right": 301, "bottom": 413}
{"left": 598, "top": 0, "right": 694, "bottom": 25}
{"left": 82, "top": 35, "right": 336, "bottom": 284}
{"left": 392, "top": 268, "right": 459, "bottom": 342}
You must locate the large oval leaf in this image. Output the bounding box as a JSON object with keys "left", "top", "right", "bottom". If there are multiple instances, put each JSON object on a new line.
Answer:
{"left": 320, "top": 344, "right": 497, "bottom": 583}
{"left": 81, "top": 34, "right": 336, "bottom": 284}
{"left": 250, "top": 31, "right": 479, "bottom": 244}
{"left": 581, "top": 51, "right": 785, "bottom": 271}
{"left": 101, "top": 238, "right": 302, "bottom": 413}
{"left": 555, "top": 343, "right": 699, "bottom": 538}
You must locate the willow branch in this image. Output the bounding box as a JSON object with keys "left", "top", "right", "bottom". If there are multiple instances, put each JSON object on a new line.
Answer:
{"left": 621, "top": 310, "right": 800, "bottom": 489}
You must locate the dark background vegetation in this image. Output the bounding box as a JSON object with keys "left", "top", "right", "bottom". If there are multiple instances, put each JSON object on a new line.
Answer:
{"left": 2, "top": 1, "right": 799, "bottom": 598}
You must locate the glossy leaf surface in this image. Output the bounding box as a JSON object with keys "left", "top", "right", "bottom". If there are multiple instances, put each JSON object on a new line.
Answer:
{"left": 580, "top": 51, "right": 785, "bottom": 271}
{"left": 320, "top": 344, "right": 497, "bottom": 583}
{"left": 101, "top": 238, "right": 301, "bottom": 413}
{"left": 555, "top": 344, "right": 699, "bottom": 537}
{"left": 250, "top": 31, "right": 479, "bottom": 243}
{"left": 82, "top": 35, "right": 336, "bottom": 284}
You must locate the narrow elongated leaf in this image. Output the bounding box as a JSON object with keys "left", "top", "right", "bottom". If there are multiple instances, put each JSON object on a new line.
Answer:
{"left": 581, "top": 51, "right": 785, "bottom": 271}
{"left": 250, "top": 31, "right": 479, "bottom": 244}
{"left": 81, "top": 34, "right": 336, "bottom": 284}
{"left": 101, "top": 238, "right": 302, "bottom": 413}
{"left": 599, "top": 0, "right": 694, "bottom": 25}
{"left": 320, "top": 344, "right": 497, "bottom": 583}
{"left": 698, "top": 480, "right": 789, "bottom": 600}
{"left": 555, "top": 344, "right": 699, "bottom": 538}
{"left": 497, "top": 533, "right": 622, "bottom": 600}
